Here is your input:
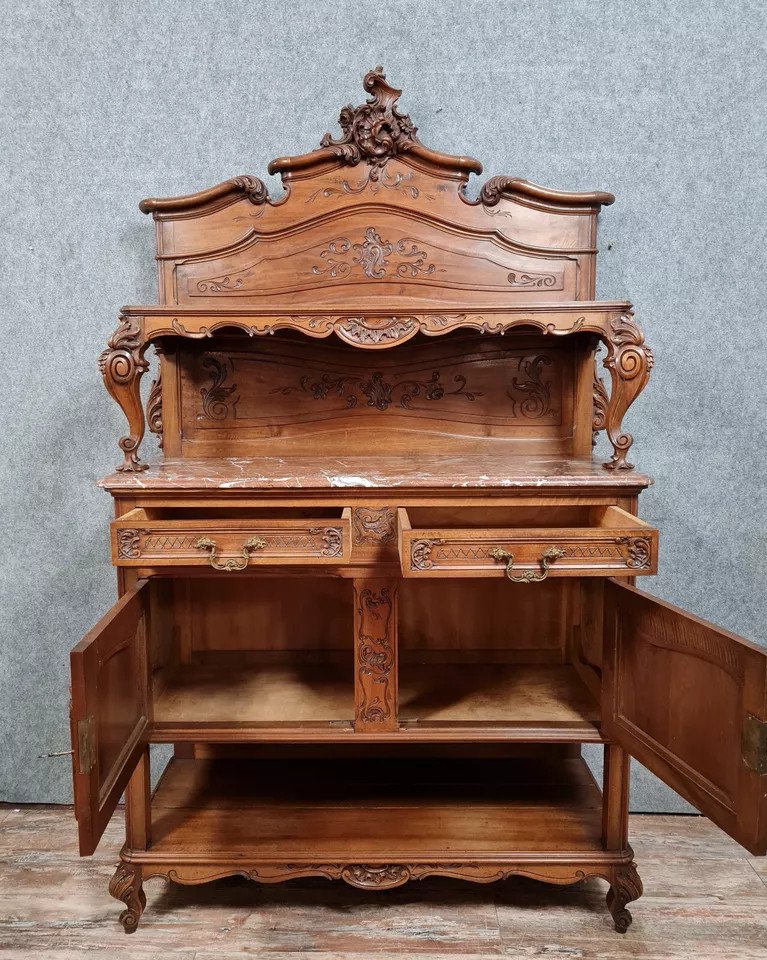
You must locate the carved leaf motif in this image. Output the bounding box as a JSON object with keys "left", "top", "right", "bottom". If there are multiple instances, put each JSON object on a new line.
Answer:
{"left": 309, "top": 526, "right": 343, "bottom": 558}
{"left": 116, "top": 529, "right": 146, "bottom": 559}
{"left": 509, "top": 355, "right": 553, "bottom": 419}
{"left": 199, "top": 356, "right": 239, "bottom": 421}
{"left": 507, "top": 271, "right": 557, "bottom": 288}
{"left": 146, "top": 370, "right": 163, "bottom": 447}
{"left": 410, "top": 538, "right": 444, "bottom": 570}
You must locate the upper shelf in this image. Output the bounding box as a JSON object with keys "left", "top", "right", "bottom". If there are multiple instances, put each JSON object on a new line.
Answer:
{"left": 137, "top": 67, "right": 614, "bottom": 308}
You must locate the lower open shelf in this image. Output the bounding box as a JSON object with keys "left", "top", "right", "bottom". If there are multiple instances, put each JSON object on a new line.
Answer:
{"left": 140, "top": 756, "right": 606, "bottom": 860}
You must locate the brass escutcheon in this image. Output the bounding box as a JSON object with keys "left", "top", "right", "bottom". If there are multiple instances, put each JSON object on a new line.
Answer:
{"left": 490, "top": 545, "right": 566, "bottom": 583}
{"left": 193, "top": 535, "right": 267, "bottom": 571}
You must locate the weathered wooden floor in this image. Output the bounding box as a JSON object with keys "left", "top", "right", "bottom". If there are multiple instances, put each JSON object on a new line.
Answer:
{"left": 0, "top": 806, "right": 766, "bottom": 959}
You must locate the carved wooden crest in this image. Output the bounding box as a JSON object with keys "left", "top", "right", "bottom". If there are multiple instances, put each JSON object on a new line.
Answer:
{"left": 320, "top": 66, "right": 420, "bottom": 171}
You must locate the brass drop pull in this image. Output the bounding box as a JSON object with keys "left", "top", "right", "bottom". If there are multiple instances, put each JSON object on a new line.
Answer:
{"left": 193, "top": 535, "right": 267, "bottom": 571}
{"left": 490, "top": 545, "right": 566, "bottom": 583}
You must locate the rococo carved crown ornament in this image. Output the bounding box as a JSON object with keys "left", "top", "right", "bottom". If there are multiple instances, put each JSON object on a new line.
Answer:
{"left": 320, "top": 66, "right": 421, "bottom": 172}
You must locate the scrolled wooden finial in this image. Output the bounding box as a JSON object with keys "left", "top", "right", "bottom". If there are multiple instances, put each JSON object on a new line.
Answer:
{"left": 320, "top": 66, "right": 420, "bottom": 170}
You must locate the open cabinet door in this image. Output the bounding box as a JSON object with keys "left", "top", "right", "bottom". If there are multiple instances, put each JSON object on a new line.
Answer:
{"left": 70, "top": 581, "right": 149, "bottom": 856}
{"left": 603, "top": 580, "right": 767, "bottom": 855}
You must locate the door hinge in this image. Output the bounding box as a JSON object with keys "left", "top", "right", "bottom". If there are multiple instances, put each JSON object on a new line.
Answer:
{"left": 742, "top": 714, "right": 767, "bottom": 774}
{"left": 77, "top": 716, "right": 95, "bottom": 775}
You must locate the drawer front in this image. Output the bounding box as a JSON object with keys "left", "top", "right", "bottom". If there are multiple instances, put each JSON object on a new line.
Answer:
{"left": 398, "top": 508, "right": 658, "bottom": 579}
{"left": 112, "top": 509, "right": 352, "bottom": 568}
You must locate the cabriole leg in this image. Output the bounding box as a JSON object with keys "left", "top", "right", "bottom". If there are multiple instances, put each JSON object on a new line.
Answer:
{"left": 606, "top": 862, "right": 643, "bottom": 933}
{"left": 109, "top": 862, "right": 146, "bottom": 934}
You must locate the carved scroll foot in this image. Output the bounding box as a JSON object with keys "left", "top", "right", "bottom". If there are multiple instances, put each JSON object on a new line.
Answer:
{"left": 109, "top": 862, "right": 146, "bottom": 934}
{"left": 606, "top": 863, "right": 642, "bottom": 933}
{"left": 99, "top": 315, "right": 149, "bottom": 473}
{"left": 600, "top": 314, "right": 654, "bottom": 471}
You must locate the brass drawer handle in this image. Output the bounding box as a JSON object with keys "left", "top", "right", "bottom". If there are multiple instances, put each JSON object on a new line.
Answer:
{"left": 490, "top": 545, "right": 566, "bottom": 583}
{"left": 193, "top": 535, "right": 266, "bottom": 571}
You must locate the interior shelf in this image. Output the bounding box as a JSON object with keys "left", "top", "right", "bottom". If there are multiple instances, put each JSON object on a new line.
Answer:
{"left": 153, "top": 656, "right": 353, "bottom": 724}
{"left": 399, "top": 664, "right": 600, "bottom": 727}
{"left": 145, "top": 756, "right": 605, "bottom": 858}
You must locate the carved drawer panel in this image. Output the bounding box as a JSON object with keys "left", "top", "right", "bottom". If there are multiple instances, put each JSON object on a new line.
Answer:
{"left": 111, "top": 507, "right": 351, "bottom": 568}
{"left": 397, "top": 505, "right": 657, "bottom": 579}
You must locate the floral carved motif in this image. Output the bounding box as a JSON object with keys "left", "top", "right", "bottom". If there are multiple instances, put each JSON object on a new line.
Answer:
{"left": 508, "top": 355, "right": 553, "bottom": 419}
{"left": 352, "top": 507, "right": 396, "bottom": 545}
{"left": 355, "top": 584, "right": 396, "bottom": 727}
{"left": 272, "top": 369, "right": 480, "bottom": 411}
{"left": 311, "top": 227, "right": 438, "bottom": 280}
{"left": 320, "top": 66, "right": 420, "bottom": 171}
{"left": 99, "top": 316, "right": 149, "bottom": 472}
{"left": 199, "top": 356, "right": 239, "bottom": 421}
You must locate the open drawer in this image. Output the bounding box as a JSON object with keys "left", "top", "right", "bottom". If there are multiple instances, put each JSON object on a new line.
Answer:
{"left": 397, "top": 505, "right": 658, "bottom": 579}
{"left": 111, "top": 507, "right": 352, "bottom": 568}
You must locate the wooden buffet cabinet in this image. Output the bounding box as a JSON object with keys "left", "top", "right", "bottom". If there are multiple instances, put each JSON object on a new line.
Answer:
{"left": 70, "top": 68, "right": 767, "bottom": 935}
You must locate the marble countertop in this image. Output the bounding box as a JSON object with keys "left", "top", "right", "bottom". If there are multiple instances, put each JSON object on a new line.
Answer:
{"left": 99, "top": 456, "right": 652, "bottom": 492}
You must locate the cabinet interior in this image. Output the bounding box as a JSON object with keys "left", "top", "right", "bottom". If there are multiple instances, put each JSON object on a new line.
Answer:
{"left": 146, "top": 576, "right": 603, "bottom": 734}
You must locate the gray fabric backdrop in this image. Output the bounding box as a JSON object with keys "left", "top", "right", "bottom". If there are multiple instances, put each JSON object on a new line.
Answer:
{"left": 2, "top": 0, "right": 765, "bottom": 809}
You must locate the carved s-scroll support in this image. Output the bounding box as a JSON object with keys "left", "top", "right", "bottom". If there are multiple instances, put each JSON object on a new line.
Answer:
{"left": 606, "top": 862, "right": 643, "bottom": 933}
{"left": 99, "top": 316, "right": 149, "bottom": 472}
{"left": 109, "top": 862, "right": 146, "bottom": 934}
{"left": 354, "top": 579, "right": 398, "bottom": 732}
{"left": 600, "top": 314, "right": 654, "bottom": 470}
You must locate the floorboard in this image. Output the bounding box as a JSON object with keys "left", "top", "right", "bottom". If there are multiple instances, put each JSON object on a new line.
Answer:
{"left": 0, "top": 806, "right": 765, "bottom": 958}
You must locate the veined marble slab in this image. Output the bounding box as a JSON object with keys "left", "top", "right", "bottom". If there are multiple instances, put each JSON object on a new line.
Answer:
{"left": 100, "top": 456, "right": 652, "bottom": 492}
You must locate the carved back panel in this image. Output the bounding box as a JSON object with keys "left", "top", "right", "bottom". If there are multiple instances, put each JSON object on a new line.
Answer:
{"left": 165, "top": 331, "right": 593, "bottom": 458}
{"left": 142, "top": 68, "right": 613, "bottom": 311}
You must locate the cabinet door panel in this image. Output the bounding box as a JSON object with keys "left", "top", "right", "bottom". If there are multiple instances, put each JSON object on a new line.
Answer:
{"left": 603, "top": 580, "right": 767, "bottom": 854}
{"left": 69, "top": 582, "right": 149, "bottom": 855}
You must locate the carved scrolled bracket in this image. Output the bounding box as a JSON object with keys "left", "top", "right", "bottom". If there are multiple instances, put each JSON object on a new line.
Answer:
{"left": 600, "top": 314, "right": 654, "bottom": 470}
{"left": 98, "top": 316, "right": 149, "bottom": 472}
{"left": 109, "top": 862, "right": 146, "bottom": 934}
{"left": 320, "top": 66, "right": 420, "bottom": 171}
